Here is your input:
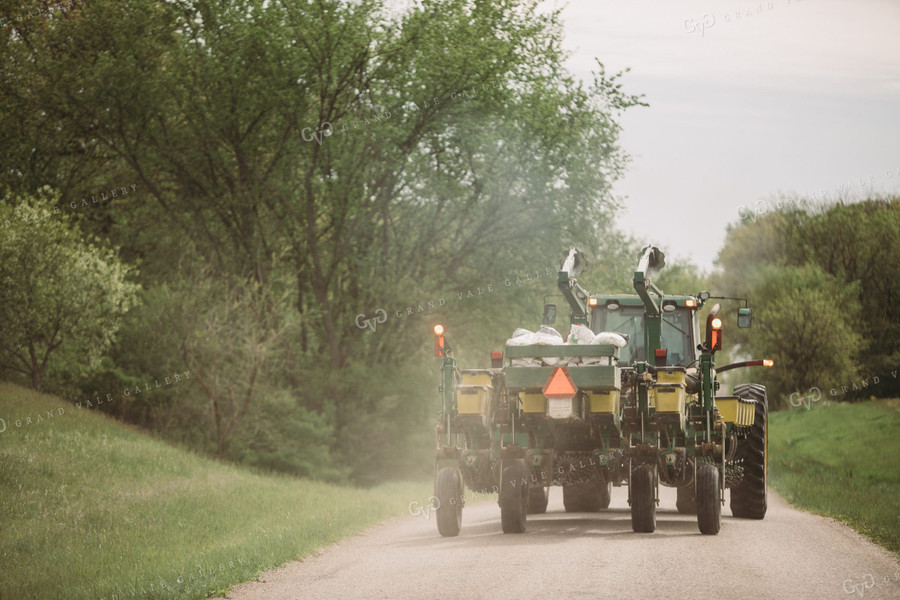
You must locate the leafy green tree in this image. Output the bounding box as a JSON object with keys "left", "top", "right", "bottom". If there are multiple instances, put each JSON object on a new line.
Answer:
{"left": 714, "top": 207, "right": 801, "bottom": 295}
{"left": 0, "top": 0, "right": 646, "bottom": 481}
{"left": 716, "top": 198, "right": 900, "bottom": 403}
{"left": 740, "top": 264, "right": 862, "bottom": 409}
{"left": 0, "top": 187, "right": 139, "bottom": 390}
{"left": 163, "top": 270, "right": 291, "bottom": 457}
{"left": 0, "top": 3, "right": 133, "bottom": 228}
{"left": 227, "top": 388, "right": 349, "bottom": 482}
{"left": 784, "top": 199, "right": 900, "bottom": 396}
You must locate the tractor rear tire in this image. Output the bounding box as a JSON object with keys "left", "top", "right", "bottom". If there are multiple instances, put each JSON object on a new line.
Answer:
{"left": 563, "top": 480, "right": 609, "bottom": 512}
{"left": 676, "top": 484, "right": 697, "bottom": 515}
{"left": 630, "top": 464, "right": 657, "bottom": 533}
{"left": 731, "top": 384, "right": 768, "bottom": 519}
{"left": 435, "top": 467, "right": 463, "bottom": 537}
{"left": 527, "top": 486, "right": 549, "bottom": 514}
{"left": 499, "top": 459, "right": 528, "bottom": 534}
{"left": 696, "top": 463, "right": 721, "bottom": 535}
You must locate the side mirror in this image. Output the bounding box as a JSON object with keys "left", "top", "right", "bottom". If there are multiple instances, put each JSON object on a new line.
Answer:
{"left": 698, "top": 291, "right": 710, "bottom": 302}
{"left": 737, "top": 307, "right": 752, "bottom": 328}
{"left": 543, "top": 303, "right": 557, "bottom": 325}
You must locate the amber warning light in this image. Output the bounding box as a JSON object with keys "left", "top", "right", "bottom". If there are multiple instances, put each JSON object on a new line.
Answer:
{"left": 716, "top": 358, "right": 775, "bottom": 373}
{"left": 434, "top": 325, "right": 445, "bottom": 357}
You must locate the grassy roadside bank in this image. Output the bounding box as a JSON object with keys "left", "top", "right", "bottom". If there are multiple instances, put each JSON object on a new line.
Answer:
{"left": 768, "top": 398, "right": 900, "bottom": 558}
{"left": 0, "top": 383, "right": 429, "bottom": 600}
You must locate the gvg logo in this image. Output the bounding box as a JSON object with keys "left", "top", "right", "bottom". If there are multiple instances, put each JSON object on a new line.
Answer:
{"left": 844, "top": 574, "right": 875, "bottom": 597}
{"left": 409, "top": 496, "right": 441, "bottom": 520}
{"left": 789, "top": 387, "right": 822, "bottom": 410}
{"left": 842, "top": 572, "right": 900, "bottom": 597}
{"left": 355, "top": 309, "right": 387, "bottom": 332}
{"left": 301, "top": 122, "right": 333, "bottom": 145}
{"left": 683, "top": 12, "right": 715, "bottom": 36}
{"left": 409, "top": 486, "right": 498, "bottom": 519}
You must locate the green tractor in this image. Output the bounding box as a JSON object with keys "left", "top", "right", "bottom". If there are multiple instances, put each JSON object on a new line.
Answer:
{"left": 430, "top": 246, "right": 772, "bottom": 536}
{"left": 591, "top": 245, "right": 772, "bottom": 534}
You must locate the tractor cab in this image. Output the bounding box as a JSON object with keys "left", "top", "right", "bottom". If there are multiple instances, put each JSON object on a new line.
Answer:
{"left": 588, "top": 295, "right": 701, "bottom": 368}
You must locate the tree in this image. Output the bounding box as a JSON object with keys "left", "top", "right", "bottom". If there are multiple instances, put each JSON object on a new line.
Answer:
{"left": 785, "top": 199, "right": 900, "bottom": 397}
{"left": 2, "top": 0, "right": 642, "bottom": 364}
{"left": 163, "top": 269, "right": 290, "bottom": 457}
{"left": 716, "top": 198, "right": 900, "bottom": 403}
{"left": 740, "top": 264, "right": 862, "bottom": 409}
{"left": 0, "top": 0, "right": 646, "bottom": 481}
{"left": 0, "top": 187, "right": 139, "bottom": 390}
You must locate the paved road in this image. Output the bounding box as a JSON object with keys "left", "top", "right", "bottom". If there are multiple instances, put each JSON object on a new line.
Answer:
{"left": 217, "top": 486, "right": 900, "bottom": 600}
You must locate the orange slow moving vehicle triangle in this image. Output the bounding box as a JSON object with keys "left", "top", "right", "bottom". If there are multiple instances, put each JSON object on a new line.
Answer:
{"left": 542, "top": 366, "right": 578, "bottom": 399}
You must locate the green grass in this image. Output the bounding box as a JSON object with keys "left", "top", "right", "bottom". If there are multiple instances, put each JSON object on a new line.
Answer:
{"left": 0, "top": 383, "right": 429, "bottom": 600}
{"left": 769, "top": 398, "right": 900, "bottom": 557}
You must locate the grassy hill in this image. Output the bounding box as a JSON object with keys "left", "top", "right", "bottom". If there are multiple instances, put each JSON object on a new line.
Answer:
{"left": 768, "top": 398, "right": 900, "bottom": 557}
{"left": 0, "top": 383, "right": 429, "bottom": 600}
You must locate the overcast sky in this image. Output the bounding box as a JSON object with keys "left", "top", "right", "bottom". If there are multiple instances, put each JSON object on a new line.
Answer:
{"left": 551, "top": 0, "right": 900, "bottom": 271}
